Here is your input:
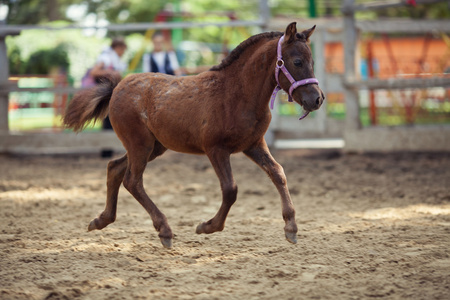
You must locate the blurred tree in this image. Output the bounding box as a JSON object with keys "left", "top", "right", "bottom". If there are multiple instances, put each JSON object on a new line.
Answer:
{"left": 3, "top": 0, "right": 259, "bottom": 25}
{"left": 4, "top": 0, "right": 449, "bottom": 80}
{"left": 8, "top": 45, "right": 24, "bottom": 74}
{"left": 3, "top": 0, "right": 449, "bottom": 25}
{"left": 6, "top": 26, "right": 108, "bottom": 80}
{"left": 84, "top": 0, "right": 165, "bottom": 24}
{"left": 376, "top": 2, "right": 450, "bottom": 19}
{"left": 25, "top": 44, "right": 70, "bottom": 74}
{"left": 4, "top": 0, "right": 84, "bottom": 24}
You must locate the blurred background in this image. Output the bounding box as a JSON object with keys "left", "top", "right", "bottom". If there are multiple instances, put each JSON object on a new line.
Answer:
{"left": 0, "top": 0, "right": 449, "bottom": 152}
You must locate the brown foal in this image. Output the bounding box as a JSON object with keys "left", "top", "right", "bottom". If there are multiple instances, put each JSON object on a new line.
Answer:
{"left": 64, "top": 22, "right": 324, "bottom": 248}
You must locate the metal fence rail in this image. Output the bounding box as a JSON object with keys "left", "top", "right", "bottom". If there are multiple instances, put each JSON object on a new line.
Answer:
{"left": 0, "top": 19, "right": 265, "bottom": 35}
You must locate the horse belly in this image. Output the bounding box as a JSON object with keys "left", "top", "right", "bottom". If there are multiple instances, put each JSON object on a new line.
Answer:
{"left": 150, "top": 125, "right": 205, "bottom": 154}
{"left": 147, "top": 99, "right": 207, "bottom": 154}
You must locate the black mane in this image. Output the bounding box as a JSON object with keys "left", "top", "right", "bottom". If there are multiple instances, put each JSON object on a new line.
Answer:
{"left": 210, "top": 31, "right": 283, "bottom": 72}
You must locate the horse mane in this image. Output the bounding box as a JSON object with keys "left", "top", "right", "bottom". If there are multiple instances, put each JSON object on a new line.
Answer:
{"left": 210, "top": 31, "right": 283, "bottom": 72}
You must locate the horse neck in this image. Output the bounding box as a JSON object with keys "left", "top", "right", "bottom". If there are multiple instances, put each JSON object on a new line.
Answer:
{"left": 222, "top": 38, "right": 278, "bottom": 108}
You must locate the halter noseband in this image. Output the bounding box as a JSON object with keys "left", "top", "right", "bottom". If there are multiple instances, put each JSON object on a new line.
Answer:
{"left": 270, "top": 35, "right": 319, "bottom": 120}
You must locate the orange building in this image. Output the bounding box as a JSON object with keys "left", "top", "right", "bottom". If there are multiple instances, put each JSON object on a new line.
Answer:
{"left": 325, "top": 37, "right": 449, "bottom": 78}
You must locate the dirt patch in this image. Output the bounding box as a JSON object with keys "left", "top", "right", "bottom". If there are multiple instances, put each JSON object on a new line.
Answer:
{"left": 0, "top": 150, "right": 449, "bottom": 299}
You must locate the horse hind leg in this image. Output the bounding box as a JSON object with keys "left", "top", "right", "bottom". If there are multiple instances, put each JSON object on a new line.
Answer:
{"left": 87, "top": 141, "right": 167, "bottom": 232}
{"left": 88, "top": 154, "right": 128, "bottom": 231}
{"left": 121, "top": 134, "right": 173, "bottom": 248}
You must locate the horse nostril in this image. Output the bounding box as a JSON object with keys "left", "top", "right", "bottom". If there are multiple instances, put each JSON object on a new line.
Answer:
{"left": 316, "top": 97, "right": 321, "bottom": 106}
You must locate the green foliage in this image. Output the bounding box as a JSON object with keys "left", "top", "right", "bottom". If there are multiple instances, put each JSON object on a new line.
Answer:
{"left": 25, "top": 44, "right": 70, "bottom": 74}
{"left": 374, "top": 2, "right": 450, "bottom": 19}
{"left": 6, "top": 23, "right": 110, "bottom": 82}
{"left": 4, "top": 0, "right": 449, "bottom": 27}
{"left": 8, "top": 45, "right": 24, "bottom": 74}
{"left": 4, "top": 0, "right": 85, "bottom": 24}
{"left": 5, "top": 0, "right": 450, "bottom": 82}
{"left": 89, "top": 0, "right": 166, "bottom": 24}
{"left": 7, "top": 28, "right": 71, "bottom": 75}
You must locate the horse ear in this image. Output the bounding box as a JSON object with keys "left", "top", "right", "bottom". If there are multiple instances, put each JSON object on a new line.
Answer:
{"left": 284, "top": 22, "right": 297, "bottom": 44}
{"left": 302, "top": 25, "right": 316, "bottom": 42}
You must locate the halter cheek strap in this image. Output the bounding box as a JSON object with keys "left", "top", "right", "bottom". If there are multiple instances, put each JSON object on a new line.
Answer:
{"left": 270, "top": 35, "right": 319, "bottom": 120}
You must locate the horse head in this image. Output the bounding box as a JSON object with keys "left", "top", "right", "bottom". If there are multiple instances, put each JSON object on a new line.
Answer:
{"left": 277, "top": 22, "right": 325, "bottom": 113}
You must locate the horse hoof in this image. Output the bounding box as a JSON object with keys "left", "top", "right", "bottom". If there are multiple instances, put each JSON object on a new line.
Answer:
{"left": 195, "top": 223, "right": 204, "bottom": 234}
{"left": 160, "top": 237, "right": 173, "bottom": 249}
{"left": 285, "top": 232, "right": 298, "bottom": 244}
{"left": 87, "top": 219, "right": 98, "bottom": 231}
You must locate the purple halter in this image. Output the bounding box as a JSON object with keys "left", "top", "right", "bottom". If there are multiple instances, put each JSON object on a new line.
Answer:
{"left": 270, "top": 35, "right": 319, "bottom": 120}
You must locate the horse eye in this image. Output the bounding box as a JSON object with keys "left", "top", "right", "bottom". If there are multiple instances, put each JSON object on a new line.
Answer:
{"left": 294, "top": 59, "right": 302, "bottom": 67}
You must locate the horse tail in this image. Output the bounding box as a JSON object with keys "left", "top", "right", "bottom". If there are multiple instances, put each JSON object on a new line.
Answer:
{"left": 63, "top": 74, "right": 121, "bottom": 132}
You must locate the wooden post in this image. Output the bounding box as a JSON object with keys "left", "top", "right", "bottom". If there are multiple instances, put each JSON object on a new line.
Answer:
{"left": 260, "top": 0, "right": 275, "bottom": 146}
{"left": 0, "top": 34, "right": 9, "bottom": 132}
{"left": 367, "top": 39, "right": 377, "bottom": 125}
{"left": 342, "top": 0, "right": 361, "bottom": 130}
{"left": 0, "top": 25, "right": 21, "bottom": 133}
{"left": 259, "top": 0, "right": 270, "bottom": 31}
{"left": 312, "top": 27, "right": 327, "bottom": 133}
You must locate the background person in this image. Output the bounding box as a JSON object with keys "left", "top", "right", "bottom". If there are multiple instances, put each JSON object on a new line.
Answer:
{"left": 90, "top": 37, "right": 127, "bottom": 132}
{"left": 143, "top": 32, "right": 182, "bottom": 76}
{"left": 90, "top": 37, "right": 128, "bottom": 84}
{"left": 90, "top": 37, "right": 127, "bottom": 158}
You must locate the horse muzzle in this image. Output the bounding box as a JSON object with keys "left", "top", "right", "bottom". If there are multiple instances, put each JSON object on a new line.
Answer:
{"left": 295, "top": 84, "right": 325, "bottom": 112}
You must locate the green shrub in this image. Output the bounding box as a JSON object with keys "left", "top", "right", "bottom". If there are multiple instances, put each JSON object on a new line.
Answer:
{"left": 24, "top": 44, "right": 70, "bottom": 75}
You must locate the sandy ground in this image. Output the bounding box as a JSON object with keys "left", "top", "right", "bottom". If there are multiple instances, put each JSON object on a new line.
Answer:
{"left": 0, "top": 150, "right": 449, "bottom": 300}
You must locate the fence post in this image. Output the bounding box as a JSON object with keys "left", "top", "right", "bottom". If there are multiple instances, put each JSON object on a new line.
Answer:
{"left": 342, "top": 0, "right": 361, "bottom": 130}
{"left": 312, "top": 27, "right": 327, "bottom": 133}
{"left": 0, "top": 33, "right": 10, "bottom": 132}
{"left": 259, "top": 0, "right": 270, "bottom": 31}
{"left": 260, "top": 0, "right": 276, "bottom": 147}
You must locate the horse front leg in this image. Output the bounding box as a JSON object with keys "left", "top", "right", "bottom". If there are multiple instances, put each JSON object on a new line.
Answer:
{"left": 196, "top": 148, "right": 237, "bottom": 235}
{"left": 244, "top": 140, "right": 298, "bottom": 244}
